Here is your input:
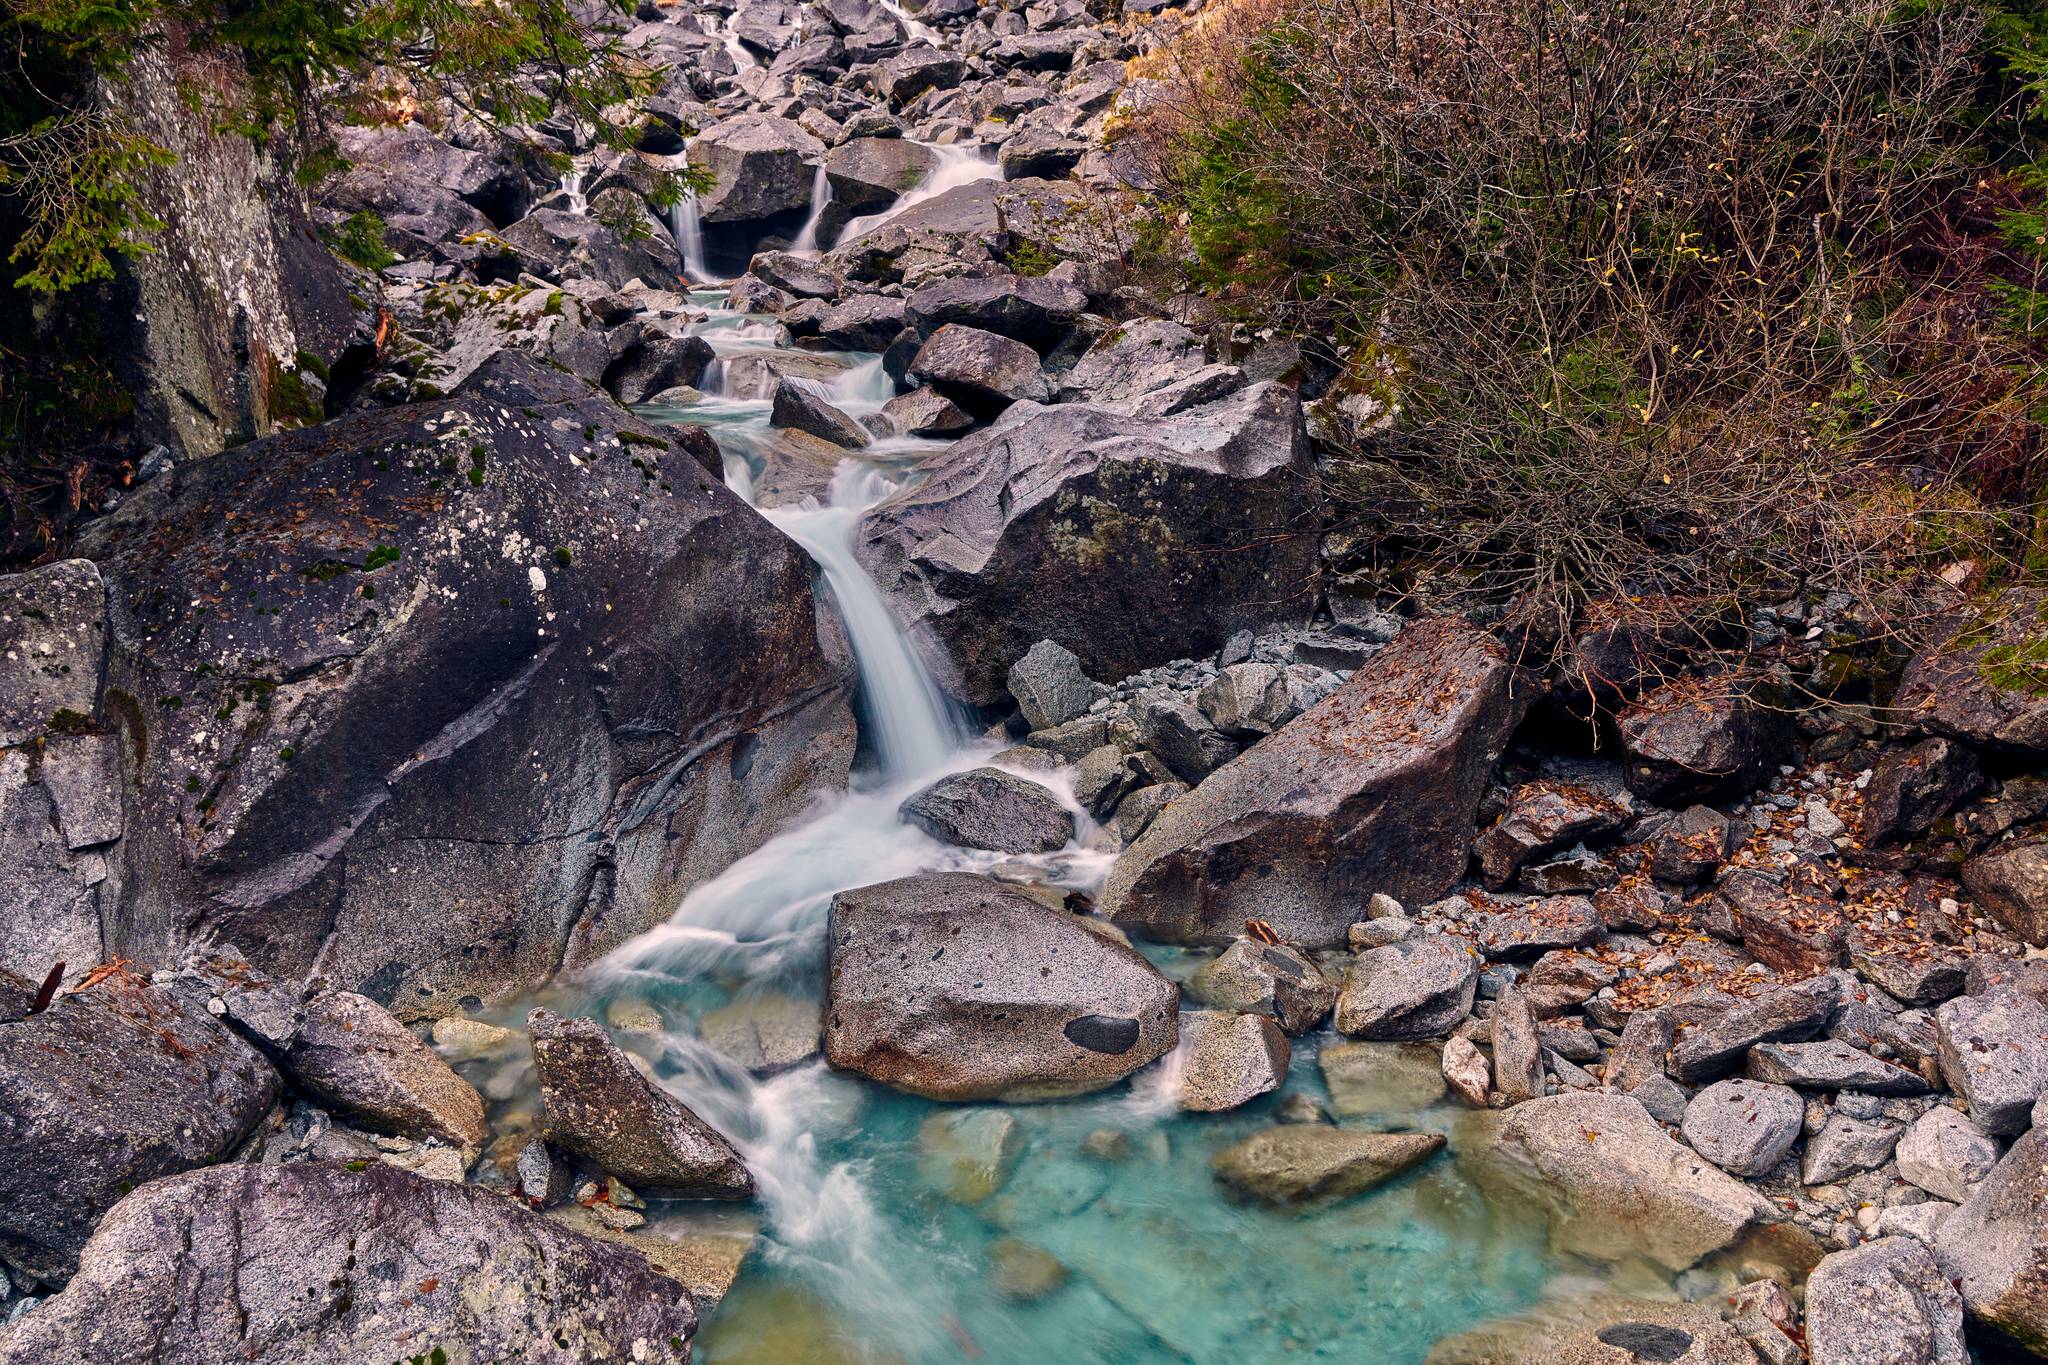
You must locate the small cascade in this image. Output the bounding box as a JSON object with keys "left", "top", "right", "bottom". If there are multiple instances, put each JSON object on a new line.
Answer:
{"left": 765, "top": 463, "right": 959, "bottom": 781}
{"left": 822, "top": 355, "right": 894, "bottom": 417}
{"left": 878, "top": 0, "right": 941, "bottom": 46}
{"left": 666, "top": 144, "right": 713, "bottom": 282}
{"left": 560, "top": 164, "right": 586, "bottom": 215}
{"left": 789, "top": 162, "right": 834, "bottom": 255}
{"left": 721, "top": 11, "right": 759, "bottom": 69}
{"left": 832, "top": 142, "right": 998, "bottom": 247}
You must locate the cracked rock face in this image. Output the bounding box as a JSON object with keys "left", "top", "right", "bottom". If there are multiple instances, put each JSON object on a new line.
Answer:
{"left": 78, "top": 351, "right": 855, "bottom": 1018}
{"left": 0, "top": 1161, "right": 698, "bottom": 1363}
{"left": 823, "top": 871, "right": 1178, "bottom": 1101}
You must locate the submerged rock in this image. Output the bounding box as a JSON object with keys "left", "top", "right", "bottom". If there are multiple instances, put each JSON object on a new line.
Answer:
{"left": 1103, "top": 621, "right": 1524, "bottom": 946}
{"left": 81, "top": 353, "right": 853, "bottom": 1016}
{"left": 529, "top": 1008, "right": 753, "bottom": 1200}
{"left": 856, "top": 383, "right": 1318, "bottom": 708}
{"left": 823, "top": 872, "right": 1178, "bottom": 1101}
{"left": 898, "top": 766, "right": 1074, "bottom": 853}
{"left": 1211, "top": 1126, "right": 1443, "bottom": 1206}
{"left": 0, "top": 1162, "right": 697, "bottom": 1363}
{"left": 1472, "top": 1092, "right": 1773, "bottom": 1271}
{"left": 0, "top": 965, "right": 279, "bottom": 1283}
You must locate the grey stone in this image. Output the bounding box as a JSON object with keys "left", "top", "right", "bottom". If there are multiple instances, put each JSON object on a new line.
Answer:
{"left": 1008, "top": 638, "right": 1093, "bottom": 730}
{"left": 1104, "top": 621, "right": 1523, "bottom": 947}
{"left": 1745, "top": 1040, "right": 1931, "bottom": 1095}
{"left": 1194, "top": 661, "right": 1297, "bottom": 737}
{"left": 1896, "top": 1106, "right": 2000, "bottom": 1203}
{"left": 1805, "top": 1236, "right": 1967, "bottom": 1365}
{"left": 1680, "top": 1078, "right": 1803, "bottom": 1177}
{"left": 1802, "top": 1113, "right": 1904, "bottom": 1184}
{"left": 0, "top": 966, "right": 279, "bottom": 1283}
{"left": 1177, "top": 1010, "right": 1290, "bottom": 1113}
{"left": 906, "top": 323, "right": 1049, "bottom": 412}
{"left": 1475, "top": 1092, "right": 1772, "bottom": 1270}
{"left": 1491, "top": 987, "right": 1545, "bottom": 1104}
{"left": 770, "top": 377, "right": 870, "bottom": 449}
{"left": 1667, "top": 976, "right": 1840, "bottom": 1083}
{"left": 691, "top": 113, "right": 828, "bottom": 222}
{"left": 823, "top": 872, "right": 1178, "bottom": 1100}
{"left": 0, "top": 1162, "right": 696, "bottom": 1362}
{"left": 899, "top": 766, "right": 1073, "bottom": 853}
{"left": 1211, "top": 1127, "right": 1442, "bottom": 1206}
{"left": 1935, "top": 1123, "right": 2048, "bottom": 1349}
{"left": 1320, "top": 1040, "right": 1447, "bottom": 1116}
{"left": 283, "top": 990, "right": 486, "bottom": 1149}
{"left": 1935, "top": 987, "right": 2048, "bottom": 1134}
{"left": 529, "top": 1008, "right": 753, "bottom": 1200}
{"left": 1132, "top": 692, "right": 1236, "bottom": 785}
{"left": 1333, "top": 935, "right": 1481, "bottom": 1041}
{"left": 1185, "top": 938, "right": 1336, "bottom": 1035}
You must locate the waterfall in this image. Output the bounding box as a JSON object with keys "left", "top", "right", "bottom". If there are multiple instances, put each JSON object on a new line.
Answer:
{"left": 721, "top": 11, "right": 759, "bottom": 70}
{"left": 764, "top": 463, "right": 958, "bottom": 781}
{"left": 666, "top": 144, "right": 713, "bottom": 283}
{"left": 832, "top": 142, "right": 998, "bottom": 247}
{"left": 560, "top": 164, "right": 586, "bottom": 215}
{"left": 878, "top": 0, "right": 941, "bottom": 46}
{"left": 789, "top": 162, "right": 834, "bottom": 255}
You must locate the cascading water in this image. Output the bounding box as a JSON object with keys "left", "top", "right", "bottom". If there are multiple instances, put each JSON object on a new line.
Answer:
{"left": 789, "top": 162, "right": 834, "bottom": 255}
{"left": 878, "top": 0, "right": 941, "bottom": 46}
{"left": 560, "top": 164, "right": 587, "bottom": 214}
{"left": 721, "top": 10, "right": 759, "bottom": 69}
{"left": 832, "top": 141, "right": 999, "bottom": 247}
{"left": 666, "top": 144, "right": 713, "bottom": 283}
{"left": 486, "top": 293, "right": 1578, "bottom": 1363}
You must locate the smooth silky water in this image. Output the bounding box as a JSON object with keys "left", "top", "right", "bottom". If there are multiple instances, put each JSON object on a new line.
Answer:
{"left": 472, "top": 291, "right": 1570, "bottom": 1363}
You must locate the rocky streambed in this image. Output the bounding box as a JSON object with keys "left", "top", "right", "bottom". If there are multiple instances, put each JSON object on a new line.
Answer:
{"left": 6, "top": 0, "right": 2048, "bottom": 1361}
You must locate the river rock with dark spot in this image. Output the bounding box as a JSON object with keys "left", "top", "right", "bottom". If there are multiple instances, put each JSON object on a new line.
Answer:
{"left": 1103, "top": 621, "right": 1524, "bottom": 946}
{"left": 1935, "top": 986, "right": 2048, "bottom": 1135}
{"left": 899, "top": 767, "right": 1074, "bottom": 853}
{"left": 823, "top": 872, "right": 1178, "bottom": 1101}
{"left": 529, "top": 1007, "right": 753, "bottom": 1200}
{"left": 0, "top": 1161, "right": 697, "bottom": 1363}
{"left": 856, "top": 383, "right": 1318, "bottom": 708}
{"left": 79, "top": 353, "right": 854, "bottom": 1017}
{"left": 0, "top": 965, "right": 279, "bottom": 1283}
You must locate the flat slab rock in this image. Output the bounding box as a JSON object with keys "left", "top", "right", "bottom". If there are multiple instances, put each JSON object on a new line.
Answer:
{"left": 0, "top": 1162, "right": 698, "bottom": 1364}
{"left": 1429, "top": 1293, "right": 1765, "bottom": 1365}
{"left": 1103, "top": 620, "right": 1525, "bottom": 947}
{"left": 1211, "top": 1126, "right": 1443, "bottom": 1206}
{"left": 824, "top": 871, "right": 1178, "bottom": 1101}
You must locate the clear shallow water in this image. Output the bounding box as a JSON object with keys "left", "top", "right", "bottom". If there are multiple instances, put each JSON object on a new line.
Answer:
{"left": 500, "top": 294, "right": 1572, "bottom": 1363}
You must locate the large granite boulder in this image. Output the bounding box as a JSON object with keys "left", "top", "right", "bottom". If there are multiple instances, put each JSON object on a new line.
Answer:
{"left": 1102, "top": 621, "right": 1524, "bottom": 946}
{"left": 823, "top": 872, "right": 1178, "bottom": 1100}
{"left": 1428, "top": 1294, "right": 1764, "bottom": 1365}
{"left": 824, "top": 136, "right": 937, "bottom": 213}
{"left": 1935, "top": 986, "right": 2048, "bottom": 1135}
{"left": 1470, "top": 1092, "right": 1774, "bottom": 1271}
{"left": 1962, "top": 838, "right": 2048, "bottom": 946}
{"left": 0, "top": 560, "right": 120, "bottom": 987}
{"left": 0, "top": 1162, "right": 698, "bottom": 1363}
{"left": 1937, "top": 1124, "right": 2048, "bottom": 1352}
{"left": 856, "top": 383, "right": 1319, "bottom": 707}
{"left": 906, "top": 323, "right": 1050, "bottom": 413}
{"left": 903, "top": 272, "right": 1086, "bottom": 346}
{"left": 324, "top": 122, "right": 530, "bottom": 252}
{"left": 501, "top": 196, "right": 684, "bottom": 291}
{"left": 79, "top": 353, "right": 853, "bottom": 1017}
{"left": 1333, "top": 935, "right": 1482, "bottom": 1040}
{"left": 529, "top": 1008, "right": 752, "bottom": 1200}
{"left": 0, "top": 965, "right": 279, "bottom": 1283}
{"left": 690, "top": 114, "right": 828, "bottom": 224}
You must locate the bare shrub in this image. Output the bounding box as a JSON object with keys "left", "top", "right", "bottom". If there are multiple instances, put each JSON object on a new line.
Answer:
{"left": 1123, "top": 0, "right": 2046, "bottom": 654}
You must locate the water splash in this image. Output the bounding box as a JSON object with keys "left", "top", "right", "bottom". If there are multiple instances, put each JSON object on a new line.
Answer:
{"left": 560, "top": 164, "right": 587, "bottom": 215}
{"left": 666, "top": 143, "right": 713, "bottom": 283}
{"left": 878, "top": 0, "right": 941, "bottom": 46}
